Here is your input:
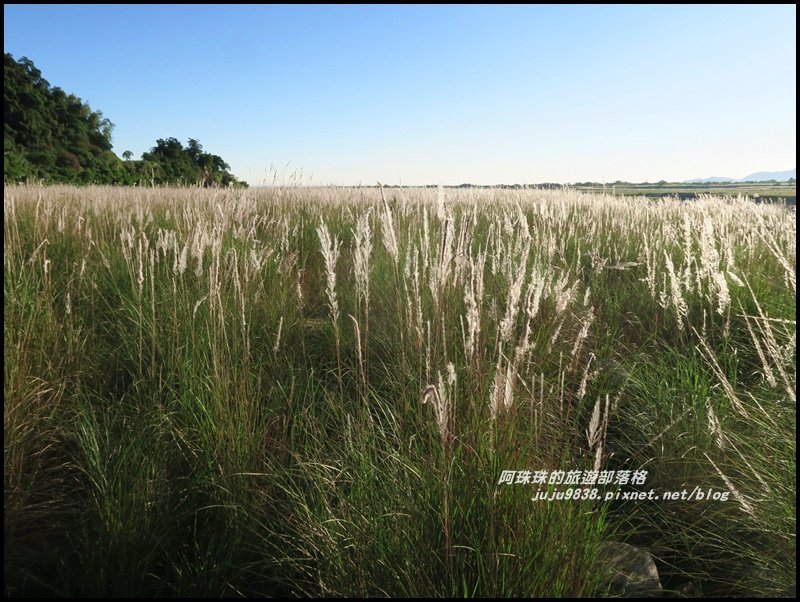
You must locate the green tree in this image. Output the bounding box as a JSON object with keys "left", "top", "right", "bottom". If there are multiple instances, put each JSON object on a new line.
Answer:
{"left": 142, "top": 137, "right": 246, "bottom": 187}
{"left": 4, "top": 53, "right": 121, "bottom": 183}
{"left": 4, "top": 53, "right": 247, "bottom": 187}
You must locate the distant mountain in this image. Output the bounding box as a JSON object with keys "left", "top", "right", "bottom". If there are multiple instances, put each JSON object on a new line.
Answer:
{"left": 684, "top": 169, "right": 795, "bottom": 183}
{"left": 685, "top": 176, "right": 737, "bottom": 183}
{"left": 738, "top": 169, "right": 795, "bottom": 182}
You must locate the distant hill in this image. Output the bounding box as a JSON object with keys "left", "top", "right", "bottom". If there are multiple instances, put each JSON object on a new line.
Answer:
{"left": 738, "top": 169, "right": 795, "bottom": 182}
{"left": 685, "top": 169, "right": 795, "bottom": 184}
{"left": 685, "top": 176, "right": 737, "bottom": 183}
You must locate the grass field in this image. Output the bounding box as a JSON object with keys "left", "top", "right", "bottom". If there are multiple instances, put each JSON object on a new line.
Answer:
{"left": 573, "top": 182, "right": 796, "bottom": 203}
{"left": 4, "top": 184, "right": 795, "bottom": 597}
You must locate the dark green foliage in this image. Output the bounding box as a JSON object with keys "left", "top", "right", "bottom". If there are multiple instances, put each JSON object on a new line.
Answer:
{"left": 141, "top": 137, "right": 245, "bottom": 187}
{"left": 3, "top": 53, "right": 247, "bottom": 188}
{"left": 4, "top": 53, "right": 121, "bottom": 183}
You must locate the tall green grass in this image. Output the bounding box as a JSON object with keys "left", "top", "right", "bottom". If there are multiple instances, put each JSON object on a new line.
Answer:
{"left": 4, "top": 185, "right": 794, "bottom": 596}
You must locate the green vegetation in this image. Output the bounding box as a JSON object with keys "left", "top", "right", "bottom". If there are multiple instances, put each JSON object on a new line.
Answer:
{"left": 4, "top": 54, "right": 246, "bottom": 187}
{"left": 573, "top": 181, "right": 796, "bottom": 202}
{"left": 5, "top": 185, "right": 795, "bottom": 597}
{"left": 384, "top": 182, "right": 796, "bottom": 203}
{"left": 138, "top": 137, "right": 246, "bottom": 188}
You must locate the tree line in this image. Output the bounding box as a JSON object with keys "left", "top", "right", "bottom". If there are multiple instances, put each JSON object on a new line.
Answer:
{"left": 4, "top": 53, "right": 247, "bottom": 187}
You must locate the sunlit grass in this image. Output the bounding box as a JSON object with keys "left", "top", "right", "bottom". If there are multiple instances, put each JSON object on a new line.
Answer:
{"left": 4, "top": 184, "right": 795, "bottom": 596}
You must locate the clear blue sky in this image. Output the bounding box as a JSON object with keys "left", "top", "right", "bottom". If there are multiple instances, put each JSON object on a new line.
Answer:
{"left": 4, "top": 4, "right": 796, "bottom": 185}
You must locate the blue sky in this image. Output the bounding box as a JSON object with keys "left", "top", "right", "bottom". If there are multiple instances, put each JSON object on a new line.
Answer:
{"left": 4, "top": 4, "right": 796, "bottom": 185}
